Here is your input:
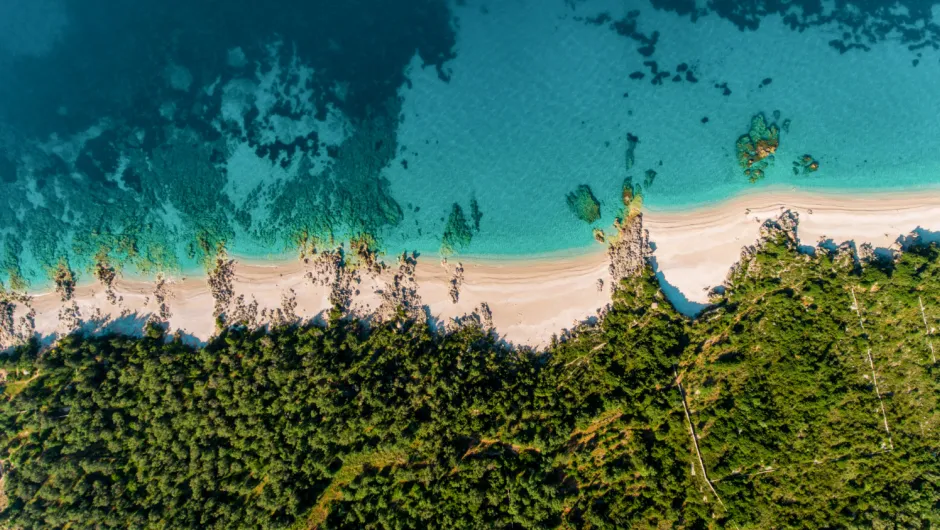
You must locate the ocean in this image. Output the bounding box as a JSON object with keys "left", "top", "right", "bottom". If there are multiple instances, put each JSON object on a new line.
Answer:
{"left": 1, "top": 0, "right": 939, "bottom": 288}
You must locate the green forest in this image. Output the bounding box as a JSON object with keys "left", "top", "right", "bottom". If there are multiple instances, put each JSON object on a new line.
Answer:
{"left": 0, "top": 228, "right": 937, "bottom": 529}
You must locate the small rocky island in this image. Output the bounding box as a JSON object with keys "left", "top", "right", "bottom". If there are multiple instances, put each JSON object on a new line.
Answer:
{"left": 736, "top": 113, "right": 780, "bottom": 183}
{"left": 794, "top": 154, "right": 820, "bottom": 174}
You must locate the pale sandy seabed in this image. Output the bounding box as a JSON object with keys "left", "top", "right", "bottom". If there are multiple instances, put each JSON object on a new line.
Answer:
{"left": 13, "top": 188, "right": 940, "bottom": 350}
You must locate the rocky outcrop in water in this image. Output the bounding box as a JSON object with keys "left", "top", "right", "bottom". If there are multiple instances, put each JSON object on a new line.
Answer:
{"left": 151, "top": 276, "right": 172, "bottom": 323}
{"left": 208, "top": 251, "right": 236, "bottom": 321}
{"left": 441, "top": 203, "right": 474, "bottom": 255}
{"left": 736, "top": 113, "right": 780, "bottom": 183}
{"left": 448, "top": 261, "right": 465, "bottom": 304}
{"left": 95, "top": 260, "right": 120, "bottom": 305}
{"left": 310, "top": 248, "right": 359, "bottom": 312}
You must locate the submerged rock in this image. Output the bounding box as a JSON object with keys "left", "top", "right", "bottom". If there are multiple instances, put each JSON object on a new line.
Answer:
{"left": 441, "top": 203, "right": 474, "bottom": 255}
{"left": 376, "top": 251, "right": 424, "bottom": 324}
{"left": 624, "top": 133, "right": 639, "bottom": 172}
{"left": 643, "top": 169, "right": 657, "bottom": 189}
{"left": 566, "top": 184, "right": 602, "bottom": 224}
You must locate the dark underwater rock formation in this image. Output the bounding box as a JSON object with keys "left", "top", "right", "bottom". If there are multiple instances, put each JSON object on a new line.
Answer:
{"left": 441, "top": 203, "right": 474, "bottom": 255}
{"left": 643, "top": 169, "right": 657, "bottom": 189}
{"left": 625, "top": 133, "right": 639, "bottom": 172}
{"left": 470, "top": 198, "right": 483, "bottom": 232}
{"left": 566, "top": 185, "right": 602, "bottom": 224}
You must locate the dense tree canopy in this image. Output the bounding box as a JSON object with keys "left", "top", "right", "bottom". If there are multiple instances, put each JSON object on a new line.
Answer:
{"left": 0, "top": 235, "right": 937, "bottom": 528}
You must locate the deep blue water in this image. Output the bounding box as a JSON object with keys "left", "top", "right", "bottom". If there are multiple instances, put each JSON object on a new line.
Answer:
{"left": 1, "top": 0, "right": 939, "bottom": 287}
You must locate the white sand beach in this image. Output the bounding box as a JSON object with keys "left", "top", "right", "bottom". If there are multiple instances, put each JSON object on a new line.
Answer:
{"left": 645, "top": 188, "right": 940, "bottom": 305}
{"left": 12, "top": 188, "right": 940, "bottom": 350}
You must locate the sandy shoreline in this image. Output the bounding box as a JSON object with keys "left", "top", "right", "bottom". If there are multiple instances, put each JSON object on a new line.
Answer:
{"left": 644, "top": 188, "right": 940, "bottom": 305}
{"left": 9, "top": 188, "right": 940, "bottom": 350}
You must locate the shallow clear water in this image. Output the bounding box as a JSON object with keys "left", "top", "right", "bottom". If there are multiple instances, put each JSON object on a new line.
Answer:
{"left": 1, "top": 0, "right": 939, "bottom": 287}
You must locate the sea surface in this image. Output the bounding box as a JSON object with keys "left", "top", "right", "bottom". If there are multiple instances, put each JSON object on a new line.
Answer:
{"left": 1, "top": 0, "right": 939, "bottom": 288}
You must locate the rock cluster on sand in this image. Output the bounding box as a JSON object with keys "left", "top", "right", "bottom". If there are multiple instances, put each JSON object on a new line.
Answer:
{"left": 736, "top": 113, "right": 780, "bottom": 183}
{"left": 350, "top": 234, "right": 386, "bottom": 277}
{"left": 447, "top": 261, "right": 465, "bottom": 304}
{"left": 607, "top": 214, "right": 652, "bottom": 285}
{"left": 207, "top": 251, "right": 236, "bottom": 320}
{"left": 227, "top": 294, "right": 260, "bottom": 328}
{"left": 0, "top": 291, "right": 33, "bottom": 349}
{"left": 308, "top": 248, "right": 359, "bottom": 312}
{"left": 566, "top": 184, "right": 602, "bottom": 224}
{"left": 95, "top": 260, "right": 121, "bottom": 305}
{"left": 151, "top": 275, "right": 172, "bottom": 323}
{"left": 53, "top": 261, "right": 76, "bottom": 302}
{"left": 376, "top": 252, "right": 424, "bottom": 323}
{"left": 57, "top": 302, "right": 81, "bottom": 334}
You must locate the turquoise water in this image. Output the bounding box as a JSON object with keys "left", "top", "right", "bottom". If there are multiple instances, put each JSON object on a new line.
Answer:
{"left": 1, "top": 0, "right": 939, "bottom": 287}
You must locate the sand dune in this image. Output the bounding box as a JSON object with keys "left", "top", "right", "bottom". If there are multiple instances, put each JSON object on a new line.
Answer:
{"left": 11, "top": 188, "right": 940, "bottom": 350}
